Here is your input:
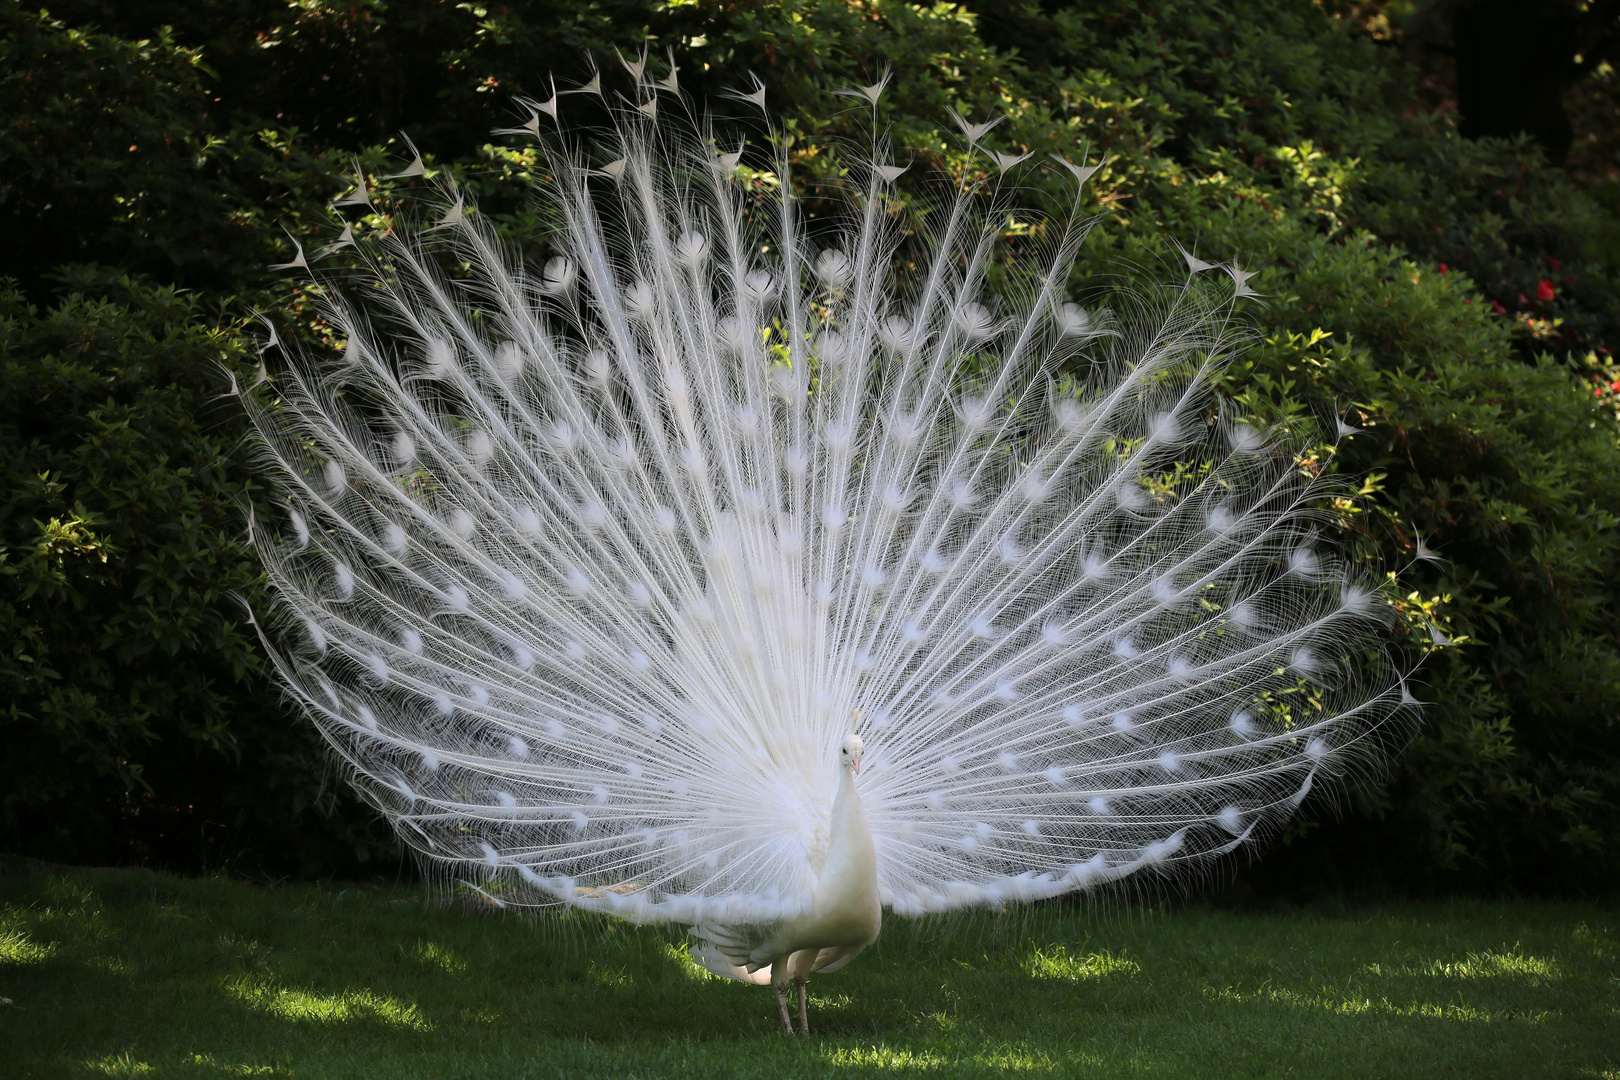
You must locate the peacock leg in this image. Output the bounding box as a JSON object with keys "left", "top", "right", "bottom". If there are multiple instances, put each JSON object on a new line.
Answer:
{"left": 773, "top": 980, "right": 794, "bottom": 1035}
{"left": 795, "top": 974, "right": 809, "bottom": 1034}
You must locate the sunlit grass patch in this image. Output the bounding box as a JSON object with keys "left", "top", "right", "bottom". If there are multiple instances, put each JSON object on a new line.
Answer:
{"left": 1024, "top": 944, "right": 1140, "bottom": 981}
{"left": 822, "top": 1044, "right": 951, "bottom": 1069}
{"left": 1407, "top": 947, "right": 1564, "bottom": 982}
{"left": 588, "top": 960, "right": 633, "bottom": 988}
{"left": 86, "top": 952, "right": 135, "bottom": 976}
{"left": 456, "top": 1003, "right": 510, "bottom": 1028}
{"left": 83, "top": 1050, "right": 155, "bottom": 1076}
{"left": 184, "top": 1054, "right": 280, "bottom": 1075}
{"left": 662, "top": 940, "right": 720, "bottom": 980}
{"left": 0, "top": 927, "right": 57, "bottom": 966}
{"left": 1206, "top": 981, "right": 1555, "bottom": 1024}
{"left": 973, "top": 1043, "right": 1057, "bottom": 1070}
{"left": 406, "top": 939, "right": 467, "bottom": 975}
{"left": 223, "top": 974, "right": 432, "bottom": 1030}
{"left": 1574, "top": 921, "right": 1616, "bottom": 959}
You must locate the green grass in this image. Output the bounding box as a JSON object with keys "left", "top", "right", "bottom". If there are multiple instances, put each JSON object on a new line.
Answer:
{"left": 1, "top": 863, "right": 1616, "bottom": 1078}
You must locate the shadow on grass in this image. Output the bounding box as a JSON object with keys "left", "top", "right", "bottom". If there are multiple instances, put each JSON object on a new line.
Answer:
{"left": 1, "top": 863, "right": 1616, "bottom": 1078}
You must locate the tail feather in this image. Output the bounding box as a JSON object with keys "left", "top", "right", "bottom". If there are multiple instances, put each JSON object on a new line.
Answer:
{"left": 689, "top": 941, "right": 773, "bottom": 985}
{"left": 811, "top": 944, "right": 866, "bottom": 975}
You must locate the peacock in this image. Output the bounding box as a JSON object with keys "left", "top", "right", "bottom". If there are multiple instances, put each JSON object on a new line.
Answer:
{"left": 245, "top": 61, "right": 1411, "bottom": 1035}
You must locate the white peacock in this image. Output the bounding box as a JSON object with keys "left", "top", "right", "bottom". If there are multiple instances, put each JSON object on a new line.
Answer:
{"left": 246, "top": 61, "right": 1411, "bottom": 1034}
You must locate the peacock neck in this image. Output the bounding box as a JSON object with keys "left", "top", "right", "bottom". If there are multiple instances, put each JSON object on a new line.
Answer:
{"left": 831, "top": 762, "right": 859, "bottom": 819}
{"left": 822, "top": 764, "right": 875, "bottom": 884}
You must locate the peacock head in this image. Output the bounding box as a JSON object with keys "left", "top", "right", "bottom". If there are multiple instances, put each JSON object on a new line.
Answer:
{"left": 841, "top": 733, "right": 866, "bottom": 775}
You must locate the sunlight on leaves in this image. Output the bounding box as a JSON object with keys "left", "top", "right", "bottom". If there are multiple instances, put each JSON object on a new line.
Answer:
{"left": 223, "top": 975, "right": 431, "bottom": 1030}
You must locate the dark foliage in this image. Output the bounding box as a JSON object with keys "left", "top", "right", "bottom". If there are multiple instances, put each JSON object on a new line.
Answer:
{"left": 0, "top": 270, "right": 393, "bottom": 875}
{"left": 2, "top": 0, "right": 1617, "bottom": 893}
{"left": 1451, "top": 0, "right": 1619, "bottom": 164}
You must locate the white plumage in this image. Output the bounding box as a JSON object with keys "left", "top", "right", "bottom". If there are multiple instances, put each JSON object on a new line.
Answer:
{"left": 248, "top": 70, "right": 1407, "bottom": 1033}
{"left": 692, "top": 733, "right": 880, "bottom": 1032}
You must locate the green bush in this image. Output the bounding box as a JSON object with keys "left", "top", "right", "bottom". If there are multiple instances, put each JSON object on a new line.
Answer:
{"left": 3, "top": 0, "right": 1617, "bottom": 890}
{"left": 0, "top": 270, "right": 392, "bottom": 874}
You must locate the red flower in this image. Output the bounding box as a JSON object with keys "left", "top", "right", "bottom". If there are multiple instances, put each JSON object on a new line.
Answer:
{"left": 1491, "top": 300, "right": 1506, "bottom": 314}
{"left": 1537, "top": 279, "right": 1555, "bottom": 302}
{"left": 1439, "top": 263, "right": 1449, "bottom": 275}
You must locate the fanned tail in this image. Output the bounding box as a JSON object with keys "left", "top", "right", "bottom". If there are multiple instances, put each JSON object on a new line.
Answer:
{"left": 246, "top": 81, "right": 1412, "bottom": 923}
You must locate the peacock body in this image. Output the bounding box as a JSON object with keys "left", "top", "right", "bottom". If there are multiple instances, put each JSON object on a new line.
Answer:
{"left": 247, "top": 68, "right": 1408, "bottom": 1026}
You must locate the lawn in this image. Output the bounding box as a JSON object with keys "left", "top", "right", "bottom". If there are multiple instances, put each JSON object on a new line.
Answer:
{"left": 1, "top": 861, "right": 1615, "bottom": 1079}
